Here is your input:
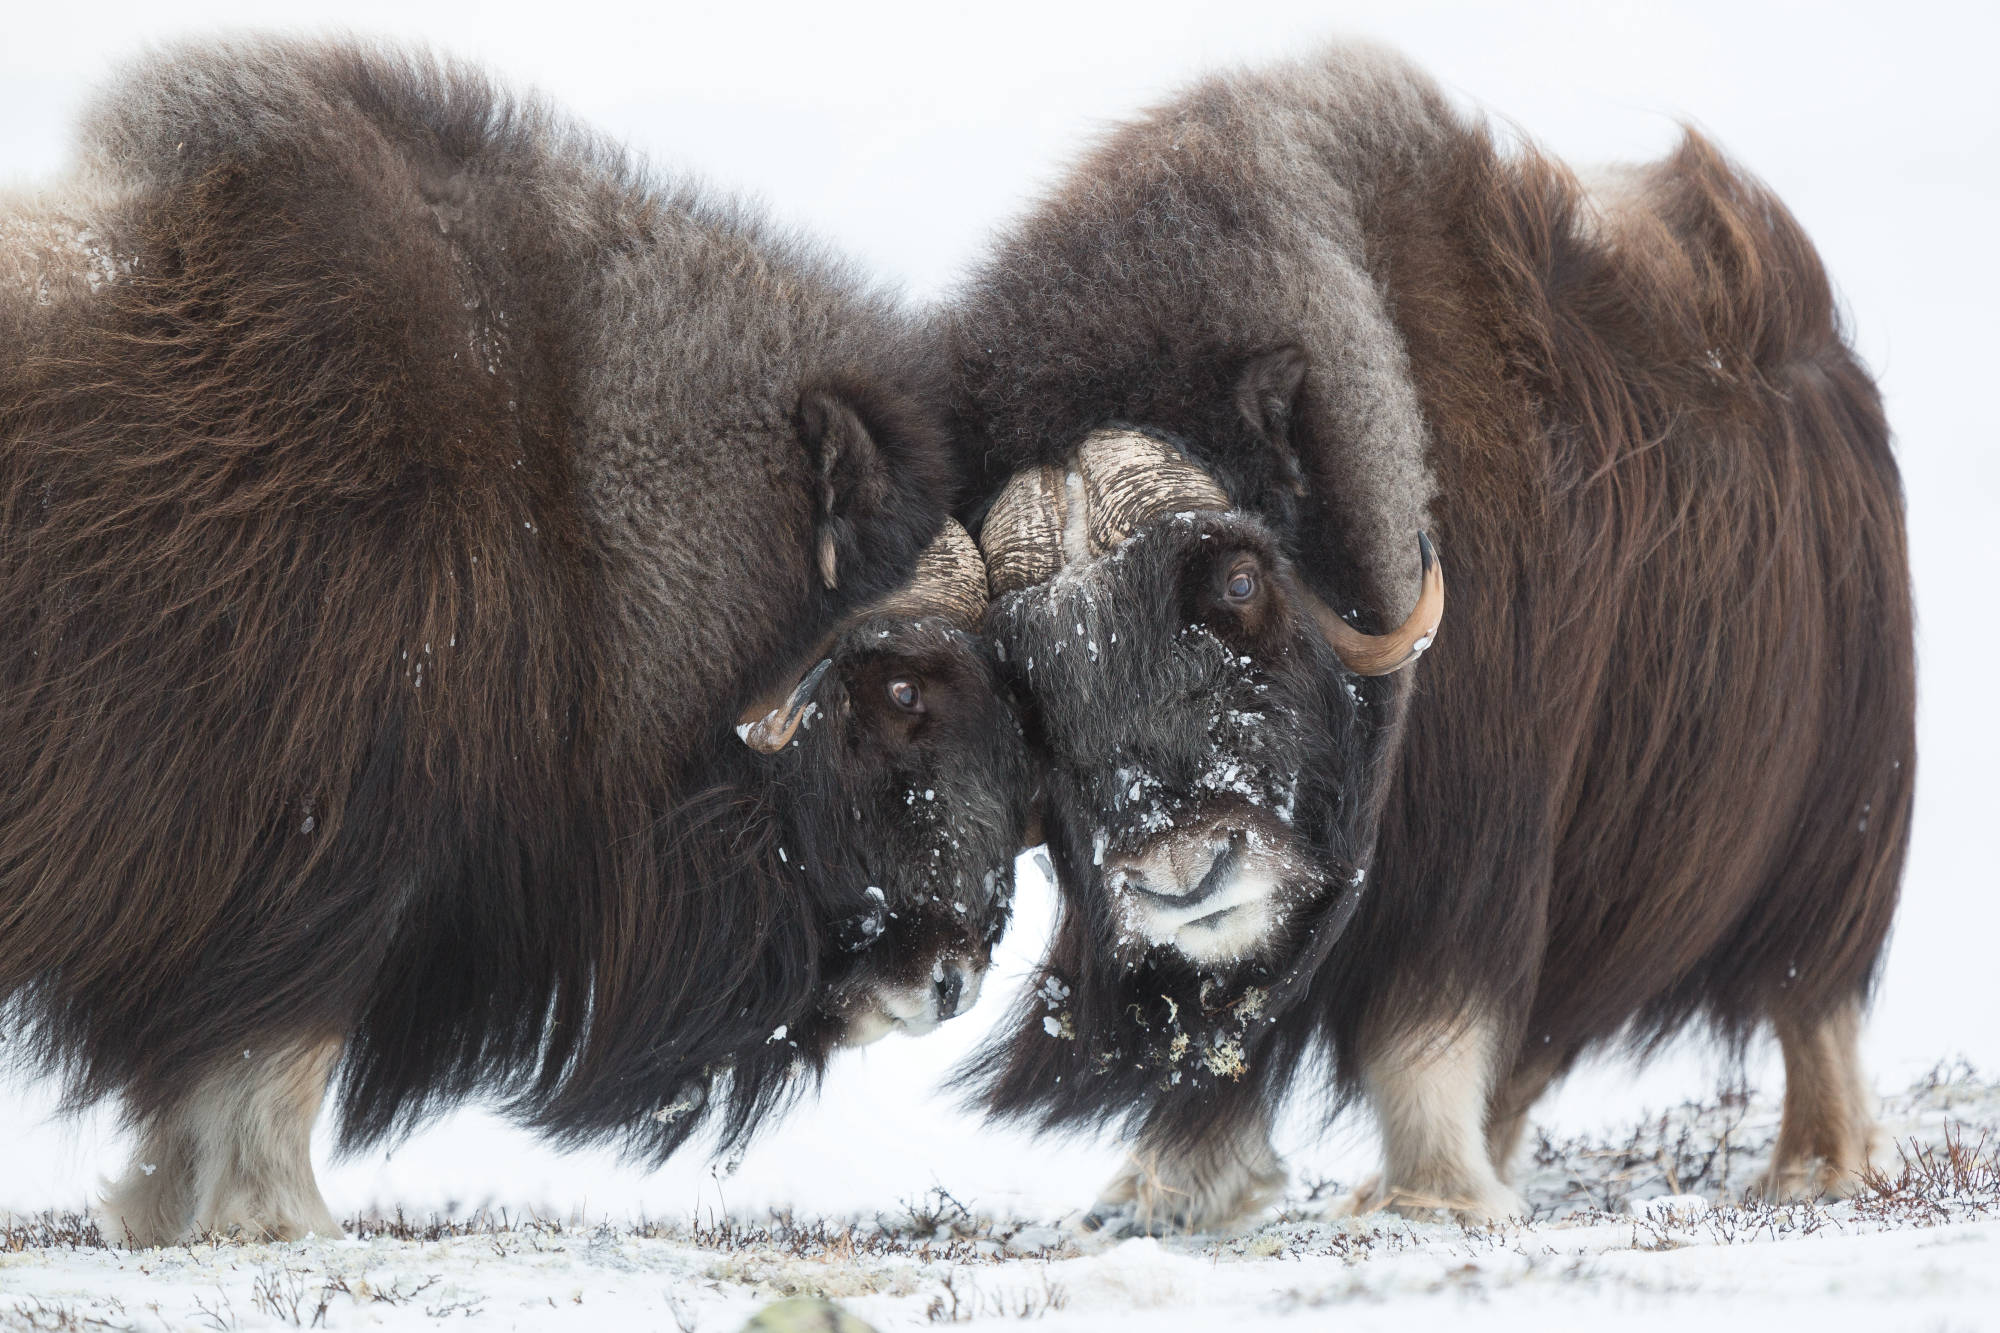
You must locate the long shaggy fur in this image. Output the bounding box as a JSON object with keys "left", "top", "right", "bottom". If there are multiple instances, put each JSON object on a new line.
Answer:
{"left": 943, "top": 45, "right": 1913, "bottom": 1164}
{"left": 0, "top": 36, "right": 1026, "bottom": 1194}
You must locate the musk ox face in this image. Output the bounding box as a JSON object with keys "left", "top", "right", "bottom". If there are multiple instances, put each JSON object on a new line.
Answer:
{"left": 739, "top": 521, "right": 1031, "bottom": 1054}
{"left": 991, "top": 509, "right": 1379, "bottom": 984}
{"left": 976, "top": 431, "right": 1440, "bottom": 1056}
{"left": 792, "top": 617, "right": 1029, "bottom": 1047}
{"left": 991, "top": 512, "right": 1357, "bottom": 969}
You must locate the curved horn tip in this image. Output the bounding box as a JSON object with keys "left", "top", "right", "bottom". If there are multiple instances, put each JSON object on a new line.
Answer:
{"left": 737, "top": 657, "right": 833, "bottom": 753}
{"left": 1304, "top": 530, "right": 1445, "bottom": 677}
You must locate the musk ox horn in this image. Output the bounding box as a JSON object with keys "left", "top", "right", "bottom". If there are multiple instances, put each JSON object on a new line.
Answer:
{"left": 870, "top": 518, "right": 989, "bottom": 630}
{"left": 1296, "top": 531, "right": 1445, "bottom": 676}
{"left": 737, "top": 657, "right": 833, "bottom": 753}
{"left": 979, "top": 464, "right": 1067, "bottom": 598}
{"left": 976, "top": 428, "right": 1441, "bottom": 677}
{"left": 1074, "top": 429, "right": 1231, "bottom": 554}
{"left": 738, "top": 520, "right": 987, "bottom": 752}
{"left": 977, "top": 431, "right": 1233, "bottom": 595}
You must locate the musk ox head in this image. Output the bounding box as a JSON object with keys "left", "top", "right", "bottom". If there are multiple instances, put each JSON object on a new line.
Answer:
{"left": 974, "top": 428, "right": 1439, "bottom": 1088}
{"left": 738, "top": 519, "right": 1031, "bottom": 1053}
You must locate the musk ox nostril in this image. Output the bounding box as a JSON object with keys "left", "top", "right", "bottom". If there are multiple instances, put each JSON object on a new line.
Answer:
{"left": 935, "top": 967, "right": 965, "bottom": 1019}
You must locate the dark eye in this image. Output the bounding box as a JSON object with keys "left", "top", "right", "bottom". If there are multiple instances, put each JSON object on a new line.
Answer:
{"left": 1223, "top": 564, "right": 1258, "bottom": 603}
{"left": 887, "top": 677, "right": 924, "bottom": 712}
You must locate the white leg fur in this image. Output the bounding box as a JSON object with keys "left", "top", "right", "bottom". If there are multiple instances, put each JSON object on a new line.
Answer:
{"left": 1085, "top": 1105, "right": 1286, "bottom": 1236}
{"left": 1335, "top": 1016, "right": 1524, "bottom": 1224}
{"left": 101, "top": 1039, "right": 343, "bottom": 1246}
{"left": 1759, "top": 998, "right": 1882, "bottom": 1201}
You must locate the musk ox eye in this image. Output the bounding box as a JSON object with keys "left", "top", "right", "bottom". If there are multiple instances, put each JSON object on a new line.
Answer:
{"left": 887, "top": 677, "right": 923, "bottom": 712}
{"left": 1224, "top": 564, "right": 1258, "bottom": 603}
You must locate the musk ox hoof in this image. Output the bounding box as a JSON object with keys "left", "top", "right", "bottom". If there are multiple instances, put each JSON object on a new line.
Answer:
{"left": 1757, "top": 1107, "right": 1885, "bottom": 1204}
{"left": 204, "top": 1207, "right": 343, "bottom": 1245}
{"left": 1329, "top": 1172, "right": 1525, "bottom": 1227}
{"left": 101, "top": 1159, "right": 343, "bottom": 1248}
{"left": 1078, "top": 1200, "right": 1179, "bottom": 1239}
{"left": 1756, "top": 1156, "right": 1869, "bottom": 1203}
{"left": 99, "top": 1196, "right": 344, "bottom": 1248}
{"left": 1078, "top": 1148, "right": 1286, "bottom": 1238}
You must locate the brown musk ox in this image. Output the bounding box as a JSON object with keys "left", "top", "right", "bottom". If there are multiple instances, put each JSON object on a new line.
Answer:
{"left": 939, "top": 44, "right": 1913, "bottom": 1233}
{"left": 0, "top": 38, "right": 1030, "bottom": 1246}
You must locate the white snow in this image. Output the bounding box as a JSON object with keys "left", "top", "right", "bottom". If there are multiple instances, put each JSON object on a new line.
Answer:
{"left": 5, "top": 1070, "right": 1998, "bottom": 1330}
{"left": 1632, "top": 1192, "right": 1712, "bottom": 1221}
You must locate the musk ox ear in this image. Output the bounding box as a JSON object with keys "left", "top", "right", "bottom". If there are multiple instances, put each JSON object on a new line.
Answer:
{"left": 1234, "top": 346, "right": 1311, "bottom": 498}
{"left": 796, "top": 375, "right": 945, "bottom": 596}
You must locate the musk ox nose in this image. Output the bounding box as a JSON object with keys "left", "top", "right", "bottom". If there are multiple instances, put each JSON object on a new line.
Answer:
{"left": 933, "top": 958, "right": 985, "bottom": 1021}
{"left": 1108, "top": 828, "right": 1246, "bottom": 906}
{"left": 840, "top": 960, "right": 986, "bottom": 1048}
{"left": 935, "top": 965, "right": 965, "bottom": 1019}
{"left": 1104, "top": 824, "right": 1286, "bottom": 964}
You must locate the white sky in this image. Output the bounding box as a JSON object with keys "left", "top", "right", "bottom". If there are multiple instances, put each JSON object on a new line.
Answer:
{"left": 3, "top": 0, "right": 1996, "bottom": 1222}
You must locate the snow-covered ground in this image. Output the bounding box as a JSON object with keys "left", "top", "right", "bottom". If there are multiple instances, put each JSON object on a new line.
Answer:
{"left": 7, "top": 1068, "right": 1998, "bottom": 1331}
{"left": 4, "top": 0, "right": 1998, "bottom": 1327}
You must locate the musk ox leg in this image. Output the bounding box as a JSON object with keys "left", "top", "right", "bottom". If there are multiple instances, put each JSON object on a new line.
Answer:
{"left": 1082, "top": 1101, "right": 1284, "bottom": 1237}
{"left": 101, "top": 1038, "right": 343, "bottom": 1246}
{"left": 1483, "top": 1051, "right": 1562, "bottom": 1184}
{"left": 1758, "top": 998, "right": 1882, "bottom": 1201}
{"left": 1334, "top": 1016, "right": 1524, "bottom": 1225}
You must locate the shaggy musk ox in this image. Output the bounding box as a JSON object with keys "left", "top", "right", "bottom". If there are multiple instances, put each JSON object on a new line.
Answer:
{"left": 0, "top": 39, "right": 1029, "bottom": 1245}
{"left": 942, "top": 45, "right": 1913, "bottom": 1233}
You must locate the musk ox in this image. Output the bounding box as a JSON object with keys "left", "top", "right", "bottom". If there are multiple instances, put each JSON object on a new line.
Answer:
{"left": 0, "top": 39, "right": 1030, "bottom": 1245}
{"left": 941, "top": 45, "right": 1913, "bottom": 1232}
